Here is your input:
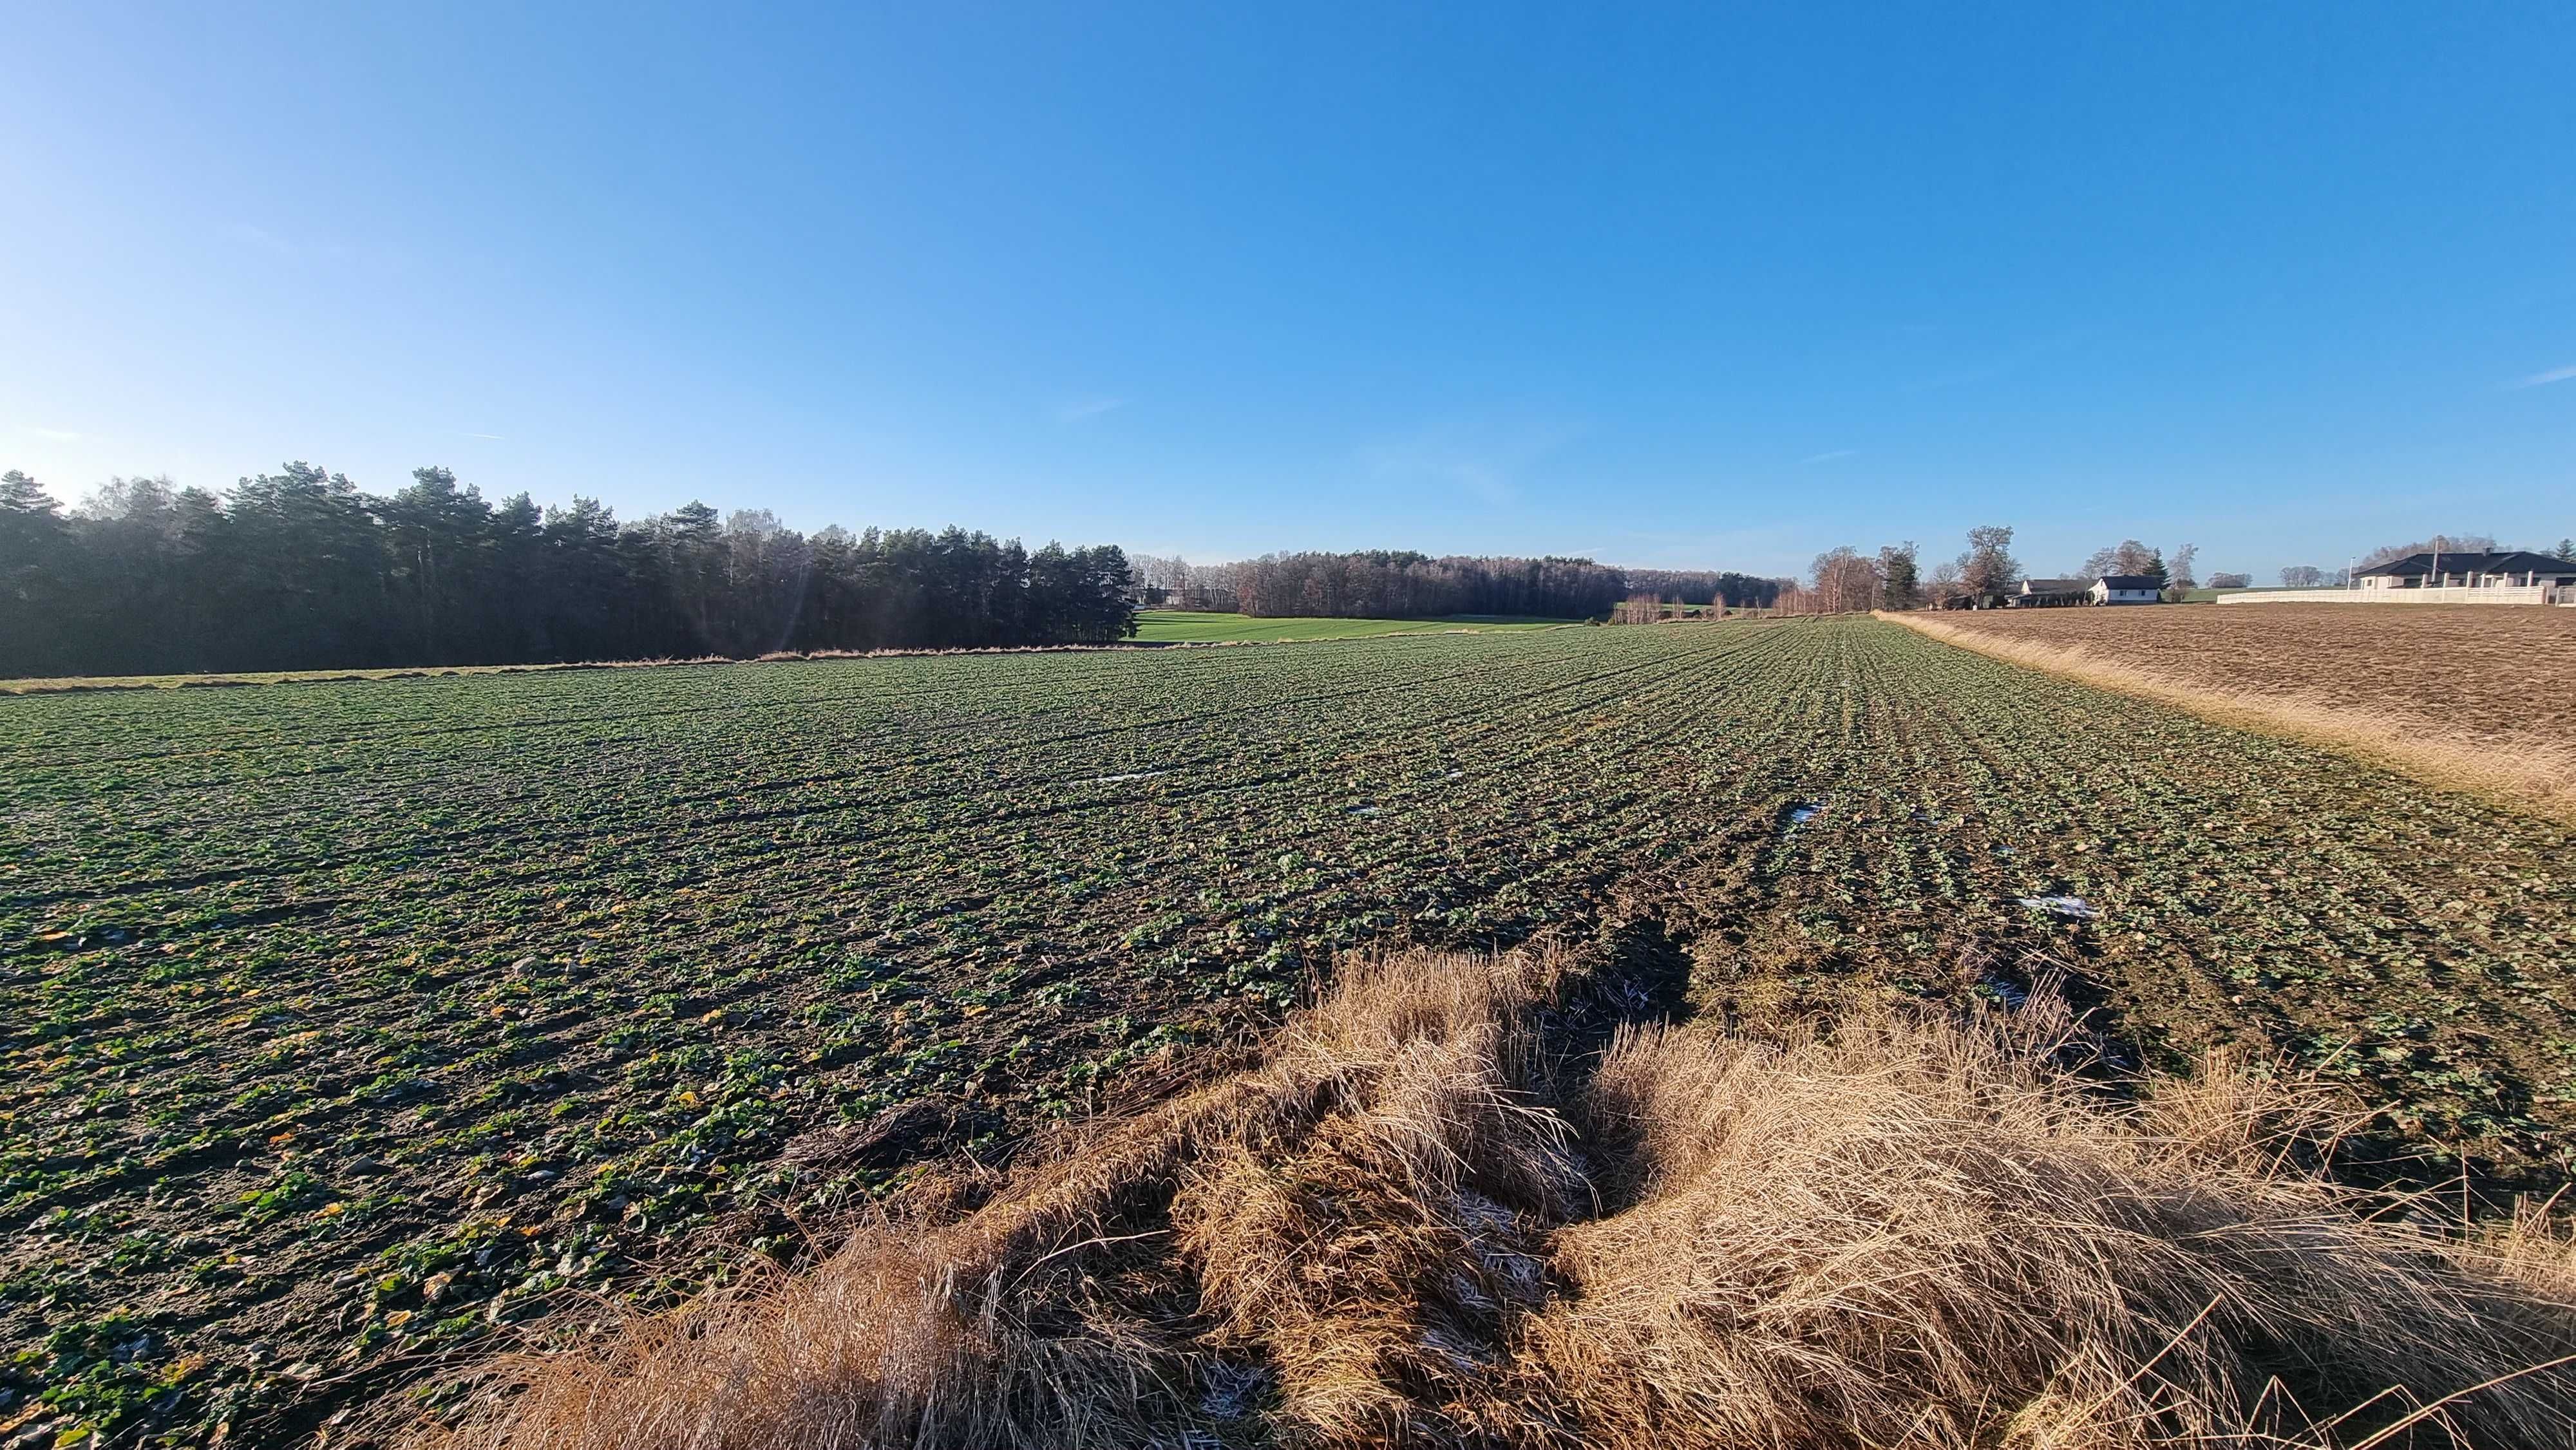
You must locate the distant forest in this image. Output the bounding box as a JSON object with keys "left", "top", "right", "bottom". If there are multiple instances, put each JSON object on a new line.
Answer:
{"left": 0, "top": 466, "right": 1139, "bottom": 679}
{"left": 0, "top": 465, "right": 1797, "bottom": 680}
{"left": 1131, "top": 551, "right": 1784, "bottom": 618}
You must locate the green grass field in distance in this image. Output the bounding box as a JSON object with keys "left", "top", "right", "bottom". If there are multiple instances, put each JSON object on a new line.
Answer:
{"left": 2180, "top": 585, "right": 2311, "bottom": 603}
{"left": 1130, "top": 611, "right": 1577, "bottom": 642}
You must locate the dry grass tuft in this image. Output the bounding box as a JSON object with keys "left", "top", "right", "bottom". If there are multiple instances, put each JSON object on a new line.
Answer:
{"left": 1881, "top": 610, "right": 2576, "bottom": 822}
{"left": 1513, "top": 995, "right": 2576, "bottom": 1449}
{"left": 408, "top": 941, "right": 2576, "bottom": 1450}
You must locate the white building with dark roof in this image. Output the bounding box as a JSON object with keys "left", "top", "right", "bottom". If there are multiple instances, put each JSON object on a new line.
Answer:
{"left": 2219, "top": 549, "right": 2576, "bottom": 606}
{"left": 2353, "top": 550, "right": 2576, "bottom": 591}
{"left": 2088, "top": 574, "right": 2162, "bottom": 604}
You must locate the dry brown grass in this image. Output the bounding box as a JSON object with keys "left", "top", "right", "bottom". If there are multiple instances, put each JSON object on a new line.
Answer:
{"left": 1882, "top": 609, "right": 2576, "bottom": 821}
{"left": 404, "top": 939, "right": 2576, "bottom": 1450}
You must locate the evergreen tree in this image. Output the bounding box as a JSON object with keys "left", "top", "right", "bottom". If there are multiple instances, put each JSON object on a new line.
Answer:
{"left": 0, "top": 471, "right": 70, "bottom": 675}
{"left": 1875, "top": 541, "right": 1920, "bottom": 610}
{"left": 0, "top": 464, "right": 1147, "bottom": 678}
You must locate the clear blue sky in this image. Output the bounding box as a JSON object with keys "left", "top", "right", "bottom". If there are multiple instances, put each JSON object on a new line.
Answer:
{"left": 5, "top": 3, "right": 2572, "bottom": 581}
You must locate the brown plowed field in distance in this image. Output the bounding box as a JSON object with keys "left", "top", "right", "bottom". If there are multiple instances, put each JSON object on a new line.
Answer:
{"left": 1904, "top": 605, "right": 2576, "bottom": 816}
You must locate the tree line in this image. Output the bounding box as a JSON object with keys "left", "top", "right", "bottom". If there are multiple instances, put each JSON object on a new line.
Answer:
{"left": 0, "top": 466, "right": 1139, "bottom": 679}
{"left": 1877, "top": 530, "right": 2576, "bottom": 604}
{"left": 1770, "top": 531, "right": 2215, "bottom": 614}
{"left": 1128, "top": 551, "right": 1784, "bottom": 619}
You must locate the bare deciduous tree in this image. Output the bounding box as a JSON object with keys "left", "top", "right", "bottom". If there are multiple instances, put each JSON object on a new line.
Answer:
{"left": 1808, "top": 547, "right": 1880, "bottom": 614}
{"left": 2078, "top": 540, "right": 2162, "bottom": 581}
{"left": 2359, "top": 534, "right": 2496, "bottom": 570}
{"left": 1956, "top": 526, "right": 2020, "bottom": 599}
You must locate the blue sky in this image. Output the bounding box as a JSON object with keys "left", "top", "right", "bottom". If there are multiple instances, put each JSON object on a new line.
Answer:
{"left": 5, "top": 3, "right": 2572, "bottom": 581}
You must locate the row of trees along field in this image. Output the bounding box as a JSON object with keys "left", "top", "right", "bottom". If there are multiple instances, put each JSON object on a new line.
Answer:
{"left": 1127, "top": 551, "right": 1785, "bottom": 618}
{"left": 1906, "top": 531, "right": 2573, "bottom": 599}
{"left": 1770, "top": 531, "right": 2207, "bottom": 614}
{"left": 0, "top": 466, "right": 1139, "bottom": 679}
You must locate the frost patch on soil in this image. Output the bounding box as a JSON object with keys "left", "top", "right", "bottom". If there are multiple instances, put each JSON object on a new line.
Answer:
{"left": 1198, "top": 1362, "right": 1269, "bottom": 1419}
{"left": 2018, "top": 896, "right": 2098, "bottom": 920}
{"left": 1347, "top": 804, "right": 1384, "bottom": 817}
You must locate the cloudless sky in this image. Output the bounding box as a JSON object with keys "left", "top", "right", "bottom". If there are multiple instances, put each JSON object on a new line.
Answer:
{"left": 5, "top": 3, "right": 2573, "bottom": 579}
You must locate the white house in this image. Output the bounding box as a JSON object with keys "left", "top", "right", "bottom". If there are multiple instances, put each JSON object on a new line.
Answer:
{"left": 2089, "top": 574, "right": 2162, "bottom": 605}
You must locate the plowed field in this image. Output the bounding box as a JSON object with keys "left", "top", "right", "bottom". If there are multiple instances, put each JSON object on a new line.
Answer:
{"left": 1911, "top": 603, "right": 2576, "bottom": 779}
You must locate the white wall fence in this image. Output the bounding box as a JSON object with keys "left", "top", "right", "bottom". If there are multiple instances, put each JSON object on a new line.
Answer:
{"left": 2216, "top": 585, "right": 2566, "bottom": 607}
